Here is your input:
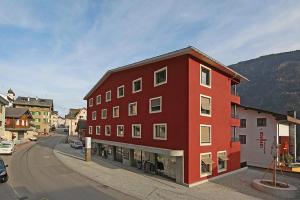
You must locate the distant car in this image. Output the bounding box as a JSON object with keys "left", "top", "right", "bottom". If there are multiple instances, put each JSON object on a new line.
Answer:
{"left": 29, "top": 136, "right": 38, "bottom": 141}
{"left": 0, "top": 141, "right": 15, "bottom": 155}
{"left": 70, "top": 141, "right": 83, "bottom": 149}
{"left": 0, "top": 158, "right": 8, "bottom": 183}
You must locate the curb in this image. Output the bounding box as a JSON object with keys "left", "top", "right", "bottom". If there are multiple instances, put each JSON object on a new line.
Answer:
{"left": 54, "top": 149, "right": 84, "bottom": 161}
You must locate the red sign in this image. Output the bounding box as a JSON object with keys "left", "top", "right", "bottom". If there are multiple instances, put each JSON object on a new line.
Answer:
{"left": 256, "top": 132, "right": 267, "bottom": 154}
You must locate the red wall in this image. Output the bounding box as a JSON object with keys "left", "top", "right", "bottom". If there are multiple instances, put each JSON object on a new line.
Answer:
{"left": 187, "top": 56, "right": 240, "bottom": 184}
{"left": 86, "top": 54, "right": 241, "bottom": 185}
{"left": 87, "top": 55, "right": 189, "bottom": 150}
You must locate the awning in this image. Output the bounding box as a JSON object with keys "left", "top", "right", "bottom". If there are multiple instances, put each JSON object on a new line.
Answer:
{"left": 201, "top": 157, "right": 214, "bottom": 164}
{"left": 218, "top": 154, "right": 229, "bottom": 161}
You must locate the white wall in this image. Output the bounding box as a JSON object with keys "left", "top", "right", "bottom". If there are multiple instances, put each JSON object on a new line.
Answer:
{"left": 278, "top": 124, "right": 289, "bottom": 136}
{"left": 237, "top": 107, "right": 279, "bottom": 168}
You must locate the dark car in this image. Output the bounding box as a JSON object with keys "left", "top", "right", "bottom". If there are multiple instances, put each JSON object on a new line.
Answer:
{"left": 0, "top": 158, "right": 8, "bottom": 183}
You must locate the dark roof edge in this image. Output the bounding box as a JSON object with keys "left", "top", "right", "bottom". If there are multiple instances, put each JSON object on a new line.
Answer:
{"left": 83, "top": 46, "right": 248, "bottom": 100}
{"left": 239, "top": 105, "right": 300, "bottom": 125}
{"left": 0, "top": 95, "right": 9, "bottom": 105}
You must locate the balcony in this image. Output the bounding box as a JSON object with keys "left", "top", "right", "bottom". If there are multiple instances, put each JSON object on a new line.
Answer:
{"left": 231, "top": 126, "right": 239, "bottom": 142}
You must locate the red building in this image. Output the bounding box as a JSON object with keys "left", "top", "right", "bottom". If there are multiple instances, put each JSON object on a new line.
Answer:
{"left": 84, "top": 46, "right": 247, "bottom": 186}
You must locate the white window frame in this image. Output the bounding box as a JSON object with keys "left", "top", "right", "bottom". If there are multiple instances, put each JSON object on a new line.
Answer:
{"left": 96, "top": 95, "right": 101, "bottom": 105}
{"left": 105, "top": 125, "right": 111, "bottom": 136}
{"left": 149, "top": 96, "right": 162, "bottom": 114}
{"left": 200, "top": 152, "right": 212, "bottom": 177}
{"left": 154, "top": 67, "right": 168, "bottom": 87}
{"left": 89, "top": 126, "right": 93, "bottom": 135}
{"left": 128, "top": 102, "right": 137, "bottom": 116}
{"left": 96, "top": 126, "right": 101, "bottom": 135}
{"left": 217, "top": 151, "right": 227, "bottom": 173}
{"left": 89, "top": 98, "right": 93, "bottom": 107}
{"left": 132, "top": 77, "right": 142, "bottom": 93}
{"left": 117, "top": 85, "right": 125, "bottom": 98}
{"left": 132, "top": 124, "right": 141, "bottom": 138}
{"left": 200, "top": 94, "right": 212, "bottom": 117}
{"left": 200, "top": 124, "right": 211, "bottom": 146}
{"left": 153, "top": 123, "right": 167, "bottom": 140}
{"left": 101, "top": 109, "right": 107, "bottom": 119}
{"left": 105, "top": 90, "right": 111, "bottom": 102}
{"left": 113, "top": 106, "right": 120, "bottom": 118}
{"left": 200, "top": 64, "right": 211, "bottom": 88}
{"left": 92, "top": 111, "right": 97, "bottom": 121}
{"left": 116, "top": 125, "right": 124, "bottom": 137}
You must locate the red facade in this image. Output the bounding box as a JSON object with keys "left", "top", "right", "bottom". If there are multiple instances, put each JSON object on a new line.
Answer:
{"left": 85, "top": 47, "right": 244, "bottom": 185}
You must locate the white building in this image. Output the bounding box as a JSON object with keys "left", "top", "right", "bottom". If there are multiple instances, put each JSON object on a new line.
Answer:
{"left": 65, "top": 108, "right": 87, "bottom": 136}
{"left": 237, "top": 105, "right": 300, "bottom": 168}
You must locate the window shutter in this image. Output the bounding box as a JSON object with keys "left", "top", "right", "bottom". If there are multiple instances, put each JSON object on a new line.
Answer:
{"left": 201, "top": 97, "right": 210, "bottom": 110}
{"left": 201, "top": 126, "right": 210, "bottom": 143}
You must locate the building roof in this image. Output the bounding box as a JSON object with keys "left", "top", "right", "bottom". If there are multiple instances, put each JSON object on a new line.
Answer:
{"left": 14, "top": 96, "right": 53, "bottom": 109}
{"left": 75, "top": 119, "right": 87, "bottom": 132}
{"left": 84, "top": 46, "right": 248, "bottom": 100}
{"left": 5, "top": 107, "right": 32, "bottom": 119}
{"left": 239, "top": 105, "right": 300, "bottom": 125}
{"left": 65, "top": 108, "right": 85, "bottom": 119}
{"left": 0, "top": 95, "right": 9, "bottom": 105}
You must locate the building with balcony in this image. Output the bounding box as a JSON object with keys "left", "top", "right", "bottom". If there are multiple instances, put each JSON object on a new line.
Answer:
{"left": 13, "top": 97, "right": 53, "bottom": 134}
{"left": 237, "top": 105, "right": 300, "bottom": 168}
{"left": 4, "top": 107, "right": 34, "bottom": 142}
{"left": 84, "top": 46, "right": 247, "bottom": 186}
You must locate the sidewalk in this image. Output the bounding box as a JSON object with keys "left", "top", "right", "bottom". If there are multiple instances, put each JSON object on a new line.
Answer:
{"left": 54, "top": 142, "right": 300, "bottom": 200}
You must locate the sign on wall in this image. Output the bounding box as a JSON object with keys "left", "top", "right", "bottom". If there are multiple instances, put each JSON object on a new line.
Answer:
{"left": 85, "top": 137, "right": 91, "bottom": 149}
{"left": 256, "top": 132, "right": 267, "bottom": 154}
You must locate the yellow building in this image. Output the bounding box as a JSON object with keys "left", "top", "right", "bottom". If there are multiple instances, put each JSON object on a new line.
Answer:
{"left": 14, "top": 97, "right": 53, "bottom": 134}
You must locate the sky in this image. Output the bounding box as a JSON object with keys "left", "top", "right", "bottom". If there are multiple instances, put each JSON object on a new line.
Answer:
{"left": 0, "top": 0, "right": 300, "bottom": 116}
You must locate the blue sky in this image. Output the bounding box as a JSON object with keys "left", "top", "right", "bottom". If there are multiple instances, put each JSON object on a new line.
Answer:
{"left": 1, "top": 0, "right": 300, "bottom": 116}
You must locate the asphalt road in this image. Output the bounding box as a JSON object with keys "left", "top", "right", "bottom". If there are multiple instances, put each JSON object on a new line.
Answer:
{"left": 0, "top": 134, "right": 137, "bottom": 200}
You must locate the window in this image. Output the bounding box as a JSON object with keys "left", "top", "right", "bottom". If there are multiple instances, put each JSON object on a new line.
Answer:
{"left": 231, "top": 104, "right": 237, "bottom": 118}
{"left": 89, "top": 98, "right": 93, "bottom": 107}
{"left": 239, "top": 135, "right": 246, "bottom": 144}
{"left": 96, "top": 95, "right": 101, "bottom": 105}
{"left": 35, "top": 125, "right": 41, "bottom": 129}
{"left": 0, "top": 121, "right": 2, "bottom": 126}
{"left": 128, "top": 102, "right": 137, "bottom": 116}
{"left": 132, "top": 78, "right": 142, "bottom": 93}
{"left": 154, "top": 67, "right": 167, "bottom": 86}
{"left": 200, "top": 153, "right": 212, "bottom": 177}
{"left": 44, "top": 112, "right": 48, "bottom": 116}
{"left": 200, "top": 125, "right": 211, "bottom": 146}
{"left": 117, "top": 85, "right": 125, "bottom": 98}
{"left": 149, "top": 97, "right": 162, "bottom": 113}
{"left": 117, "top": 125, "right": 124, "bottom": 137}
{"left": 35, "top": 118, "right": 40, "bottom": 122}
{"left": 200, "top": 65, "right": 211, "bottom": 87}
{"left": 105, "top": 125, "right": 111, "bottom": 136}
{"left": 21, "top": 120, "right": 25, "bottom": 126}
{"left": 153, "top": 123, "right": 167, "bottom": 140}
{"left": 231, "top": 126, "right": 239, "bottom": 142}
{"left": 132, "top": 124, "right": 141, "bottom": 138}
{"left": 240, "top": 119, "right": 246, "bottom": 128}
{"left": 89, "top": 126, "right": 93, "bottom": 135}
{"left": 200, "top": 95, "right": 211, "bottom": 116}
{"left": 217, "top": 151, "right": 228, "bottom": 173}
{"left": 16, "top": 119, "right": 20, "bottom": 126}
{"left": 101, "top": 109, "right": 107, "bottom": 119}
{"left": 96, "top": 126, "right": 101, "bottom": 135}
{"left": 113, "top": 106, "right": 119, "bottom": 118}
{"left": 105, "top": 91, "right": 111, "bottom": 102}
{"left": 92, "top": 111, "right": 97, "bottom": 120}
{"left": 257, "top": 118, "right": 267, "bottom": 127}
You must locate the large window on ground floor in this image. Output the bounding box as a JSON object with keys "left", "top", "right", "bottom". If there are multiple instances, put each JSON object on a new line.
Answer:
{"left": 200, "top": 153, "right": 212, "bottom": 177}
{"left": 217, "top": 151, "right": 228, "bottom": 173}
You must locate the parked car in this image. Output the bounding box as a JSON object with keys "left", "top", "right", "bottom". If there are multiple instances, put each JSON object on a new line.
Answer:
{"left": 70, "top": 141, "right": 83, "bottom": 149}
{"left": 29, "top": 136, "right": 38, "bottom": 141}
{"left": 0, "top": 141, "right": 15, "bottom": 155}
{"left": 0, "top": 158, "right": 8, "bottom": 183}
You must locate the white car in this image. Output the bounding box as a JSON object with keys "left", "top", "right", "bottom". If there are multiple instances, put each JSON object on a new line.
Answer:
{"left": 29, "top": 136, "right": 38, "bottom": 141}
{"left": 0, "top": 141, "right": 15, "bottom": 155}
{"left": 70, "top": 141, "right": 83, "bottom": 149}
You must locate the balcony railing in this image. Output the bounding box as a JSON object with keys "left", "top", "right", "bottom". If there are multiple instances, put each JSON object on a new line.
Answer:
{"left": 231, "top": 85, "right": 238, "bottom": 96}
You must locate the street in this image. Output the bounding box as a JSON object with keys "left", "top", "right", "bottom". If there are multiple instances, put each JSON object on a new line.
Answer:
{"left": 0, "top": 134, "right": 137, "bottom": 200}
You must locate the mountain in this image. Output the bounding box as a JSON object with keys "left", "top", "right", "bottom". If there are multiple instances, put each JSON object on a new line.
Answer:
{"left": 229, "top": 50, "right": 300, "bottom": 116}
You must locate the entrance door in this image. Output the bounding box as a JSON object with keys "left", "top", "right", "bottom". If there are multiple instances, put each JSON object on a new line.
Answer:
{"left": 115, "top": 147, "right": 123, "bottom": 162}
